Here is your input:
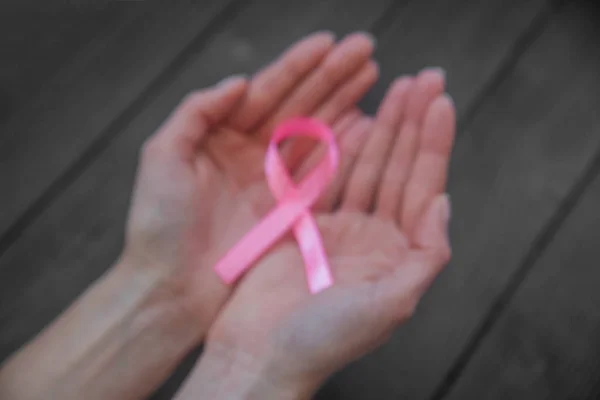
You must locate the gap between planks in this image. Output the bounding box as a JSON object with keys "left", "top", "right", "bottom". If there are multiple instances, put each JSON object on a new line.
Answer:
{"left": 0, "top": 0, "right": 248, "bottom": 260}
{"left": 428, "top": 0, "right": 600, "bottom": 398}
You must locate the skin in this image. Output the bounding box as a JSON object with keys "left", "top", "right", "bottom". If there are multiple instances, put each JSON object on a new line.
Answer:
{"left": 176, "top": 69, "right": 455, "bottom": 399}
{"left": 0, "top": 31, "right": 455, "bottom": 400}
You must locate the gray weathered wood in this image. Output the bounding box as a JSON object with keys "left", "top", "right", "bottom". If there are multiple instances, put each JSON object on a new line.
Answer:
{"left": 448, "top": 165, "right": 600, "bottom": 400}
{"left": 441, "top": 3, "right": 600, "bottom": 398}
{"left": 0, "top": 3, "right": 134, "bottom": 122}
{"left": 318, "top": 1, "right": 600, "bottom": 399}
{"left": 361, "top": 0, "right": 549, "bottom": 116}
{"left": 0, "top": 0, "right": 239, "bottom": 241}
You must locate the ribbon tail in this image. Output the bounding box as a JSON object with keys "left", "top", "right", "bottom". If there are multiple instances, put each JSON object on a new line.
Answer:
{"left": 293, "top": 212, "right": 333, "bottom": 293}
{"left": 214, "top": 198, "right": 308, "bottom": 284}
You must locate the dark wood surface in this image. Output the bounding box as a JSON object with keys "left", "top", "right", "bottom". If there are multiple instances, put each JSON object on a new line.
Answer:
{"left": 443, "top": 2, "right": 600, "bottom": 399}
{"left": 0, "top": 2, "right": 135, "bottom": 123}
{"left": 0, "top": 0, "right": 238, "bottom": 243}
{"left": 2, "top": 0, "right": 600, "bottom": 399}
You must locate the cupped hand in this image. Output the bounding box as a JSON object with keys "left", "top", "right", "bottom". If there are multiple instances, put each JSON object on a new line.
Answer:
{"left": 205, "top": 68, "right": 456, "bottom": 393}
{"left": 120, "top": 32, "right": 378, "bottom": 340}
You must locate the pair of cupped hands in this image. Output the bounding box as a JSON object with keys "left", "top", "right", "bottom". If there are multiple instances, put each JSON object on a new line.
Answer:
{"left": 124, "top": 31, "right": 455, "bottom": 398}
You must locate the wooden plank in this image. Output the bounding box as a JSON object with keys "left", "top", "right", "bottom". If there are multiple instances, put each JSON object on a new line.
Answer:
{"left": 440, "top": 4, "right": 600, "bottom": 398}
{"left": 0, "top": 0, "right": 393, "bottom": 387}
{"left": 318, "top": 1, "right": 600, "bottom": 399}
{"left": 0, "top": 3, "right": 134, "bottom": 122}
{"left": 447, "top": 171, "right": 600, "bottom": 400}
{"left": 361, "top": 0, "right": 549, "bottom": 116}
{"left": 0, "top": 0, "right": 239, "bottom": 240}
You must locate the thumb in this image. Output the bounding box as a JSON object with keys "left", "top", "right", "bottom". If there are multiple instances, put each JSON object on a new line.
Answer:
{"left": 405, "top": 193, "right": 452, "bottom": 294}
{"left": 376, "top": 194, "right": 452, "bottom": 310}
{"left": 414, "top": 193, "right": 451, "bottom": 258}
{"left": 150, "top": 76, "right": 248, "bottom": 158}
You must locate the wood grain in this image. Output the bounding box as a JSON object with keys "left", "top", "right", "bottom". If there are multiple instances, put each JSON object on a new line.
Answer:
{"left": 0, "top": 2, "right": 134, "bottom": 122}
{"left": 361, "top": 0, "right": 550, "bottom": 116}
{"left": 0, "top": 0, "right": 240, "bottom": 241}
{"left": 442, "top": 3, "right": 600, "bottom": 399}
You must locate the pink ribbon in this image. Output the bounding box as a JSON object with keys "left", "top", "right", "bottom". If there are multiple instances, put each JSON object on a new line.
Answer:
{"left": 214, "top": 118, "right": 338, "bottom": 293}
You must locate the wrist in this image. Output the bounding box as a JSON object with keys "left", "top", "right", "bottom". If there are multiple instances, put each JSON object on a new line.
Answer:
{"left": 176, "top": 342, "right": 317, "bottom": 400}
{"left": 114, "top": 255, "right": 207, "bottom": 351}
{"left": 0, "top": 259, "right": 204, "bottom": 400}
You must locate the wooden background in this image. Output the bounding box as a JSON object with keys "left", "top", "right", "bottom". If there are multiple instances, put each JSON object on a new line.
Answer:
{"left": 1, "top": 0, "right": 600, "bottom": 398}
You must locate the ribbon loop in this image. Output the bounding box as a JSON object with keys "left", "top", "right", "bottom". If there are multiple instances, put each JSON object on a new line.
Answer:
{"left": 214, "top": 118, "right": 338, "bottom": 293}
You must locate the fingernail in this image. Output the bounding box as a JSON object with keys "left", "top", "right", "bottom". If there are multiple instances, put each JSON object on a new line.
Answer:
{"left": 442, "top": 92, "right": 455, "bottom": 107}
{"left": 360, "top": 31, "right": 377, "bottom": 47}
{"left": 439, "top": 193, "right": 451, "bottom": 226}
{"left": 423, "top": 66, "right": 446, "bottom": 79}
{"left": 370, "top": 60, "right": 380, "bottom": 74}
{"left": 315, "top": 30, "right": 336, "bottom": 42}
{"left": 217, "top": 74, "right": 246, "bottom": 88}
{"left": 393, "top": 75, "right": 414, "bottom": 90}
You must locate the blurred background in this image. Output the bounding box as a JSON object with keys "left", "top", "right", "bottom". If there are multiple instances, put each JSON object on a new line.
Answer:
{"left": 1, "top": 0, "right": 600, "bottom": 398}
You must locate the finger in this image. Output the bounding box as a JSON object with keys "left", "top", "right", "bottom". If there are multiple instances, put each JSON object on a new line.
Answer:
{"left": 149, "top": 76, "right": 248, "bottom": 160}
{"left": 407, "top": 193, "right": 452, "bottom": 294}
{"left": 283, "top": 60, "right": 379, "bottom": 172}
{"left": 315, "top": 116, "right": 373, "bottom": 211}
{"left": 332, "top": 108, "right": 363, "bottom": 134}
{"left": 342, "top": 77, "right": 413, "bottom": 212}
{"left": 375, "top": 69, "right": 446, "bottom": 219}
{"left": 401, "top": 94, "right": 456, "bottom": 238}
{"left": 229, "top": 32, "right": 335, "bottom": 132}
{"left": 254, "top": 32, "right": 376, "bottom": 143}
{"left": 312, "top": 60, "right": 379, "bottom": 125}
{"left": 375, "top": 194, "right": 451, "bottom": 318}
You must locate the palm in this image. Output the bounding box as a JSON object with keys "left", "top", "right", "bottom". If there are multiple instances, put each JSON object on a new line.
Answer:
{"left": 126, "top": 32, "right": 379, "bottom": 331}
{"left": 190, "top": 127, "right": 268, "bottom": 273}
{"left": 322, "top": 213, "right": 407, "bottom": 283}
{"left": 209, "top": 212, "right": 406, "bottom": 331}
{"left": 208, "top": 67, "right": 456, "bottom": 385}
